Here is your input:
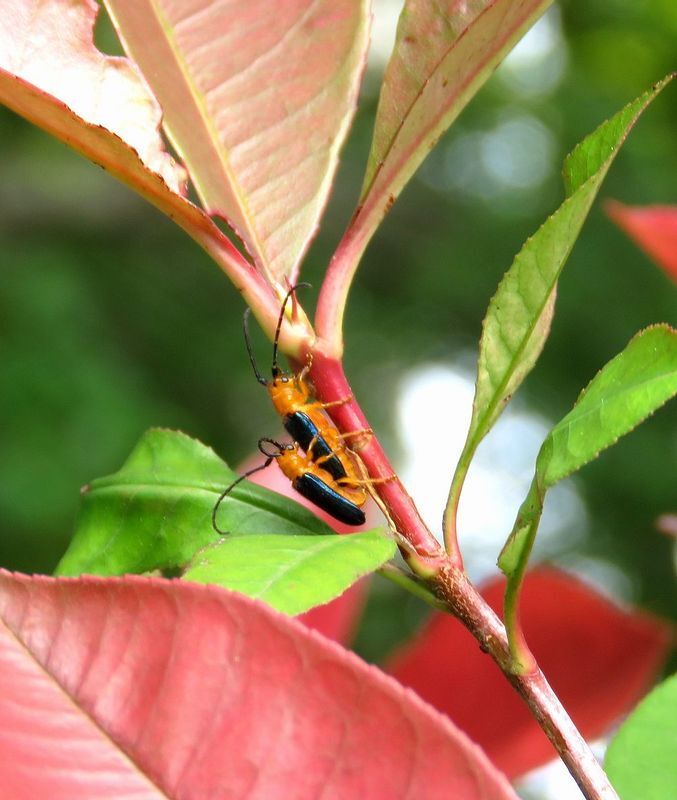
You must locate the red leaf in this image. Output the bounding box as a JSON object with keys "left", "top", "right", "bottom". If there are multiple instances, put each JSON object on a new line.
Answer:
{"left": 0, "top": 571, "right": 518, "bottom": 799}
{"left": 606, "top": 201, "right": 677, "bottom": 282}
{"left": 386, "top": 568, "right": 672, "bottom": 779}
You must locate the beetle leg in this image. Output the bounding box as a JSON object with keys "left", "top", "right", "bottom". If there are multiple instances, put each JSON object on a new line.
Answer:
{"left": 338, "top": 427, "right": 373, "bottom": 451}
{"left": 337, "top": 474, "right": 396, "bottom": 488}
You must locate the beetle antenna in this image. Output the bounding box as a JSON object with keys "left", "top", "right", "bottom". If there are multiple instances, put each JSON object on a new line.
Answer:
{"left": 243, "top": 308, "right": 267, "bottom": 385}
{"left": 212, "top": 457, "right": 274, "bottom": 535}
{"left": 271, "top": 282, "right": 311, "bottom": 378}
{"left": 258, "top": 437, "right": 292, "bottom": 457}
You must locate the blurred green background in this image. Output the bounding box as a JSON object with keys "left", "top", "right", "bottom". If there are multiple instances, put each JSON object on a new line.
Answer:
{"left": 0, "top": 0, "right": 675, "bottom": 653}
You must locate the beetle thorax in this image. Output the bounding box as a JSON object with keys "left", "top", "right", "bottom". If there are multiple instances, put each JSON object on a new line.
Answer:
{"left": 276, "top": 449, "right": 305, "bottom": 481}
{"left": 269, "top": 378, "right": 307, "bottom": 416}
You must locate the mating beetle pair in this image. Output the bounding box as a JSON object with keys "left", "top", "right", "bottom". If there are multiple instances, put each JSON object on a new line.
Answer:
{"left": 212, "top": 286, "right": 386, "bottom": 530}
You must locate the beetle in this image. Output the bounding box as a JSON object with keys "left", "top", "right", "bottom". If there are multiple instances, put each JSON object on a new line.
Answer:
{"left": 243, "top": 284, "right": 368, "bottom": 482}
{"left": 212, "top": 438, "right": 368, "bottom": 531}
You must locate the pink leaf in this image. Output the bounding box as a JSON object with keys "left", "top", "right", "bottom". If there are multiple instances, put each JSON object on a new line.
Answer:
{"left": 319, "top": 0, "right": 554, "bottom": 343}
{"left": 358, "top": 0, "right": 552, "bottom": 255}
{"left": 1, "top": 0, "right": 184, "bottom": 192}
{"left": 387, "top": 568, "right": 672, "bottom": 779}
{"left": 606, "top": 201, "right": 677, "bottom": 282}
{"left": 0, "top": 0, "right": 257, "bottom": 298}
{"left": 0, "top": 571, "right": 519, "bottom": 799}
{"left": 103, "top": 0, "right": 371, "bottom": 283}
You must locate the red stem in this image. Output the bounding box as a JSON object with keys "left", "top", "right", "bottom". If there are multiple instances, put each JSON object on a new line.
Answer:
{"left": 309, "top": 349, "right": 450, "bottom": 562}
{"left": 307, "top": 346, "right": 618, "bottom": 800}
{"left": 315, "top": 220, "right": 371, "bottom": 349}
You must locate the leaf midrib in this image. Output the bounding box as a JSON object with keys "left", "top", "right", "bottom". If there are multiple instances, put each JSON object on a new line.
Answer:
{"left": 549, "top": 368, "right": 677, "bottom": 438}
{"left": 469, "top": 182, "right": 596, "bottom": 452}
{"left": 146, "top": 0, "right": 266, "bottom": 267}
{"left": 0, "top": 606, "right": 171, "bottom": 798}
{"left": 85, "top": 482, "right": 330, "bottom": 534}
{"left": 362, "top": 0, "right": 549, "bottom": 207}
{"left": 242, "top": 535, "right": 362, "bottom": 599}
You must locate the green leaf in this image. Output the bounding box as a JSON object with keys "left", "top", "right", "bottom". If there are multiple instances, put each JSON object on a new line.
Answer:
{"left": 443, "top": 76, "right": 673, "bottom": 552}
{"left": 538, "top": 325, "right": 677, "bottom": 486}
{"left": 55, "top": 428, "right": 334, "bottom": 577}
{"left": 606, "top": 674, "right": 677, "bottom": 800}
{"left": 185, "top": 530, "right": 395, "bottom": 615}
{"left": 498, "top": 326, "right": 677, "bottom": 669}
{"left": 563, "top": 75, "right": 676, "bottom": 197}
